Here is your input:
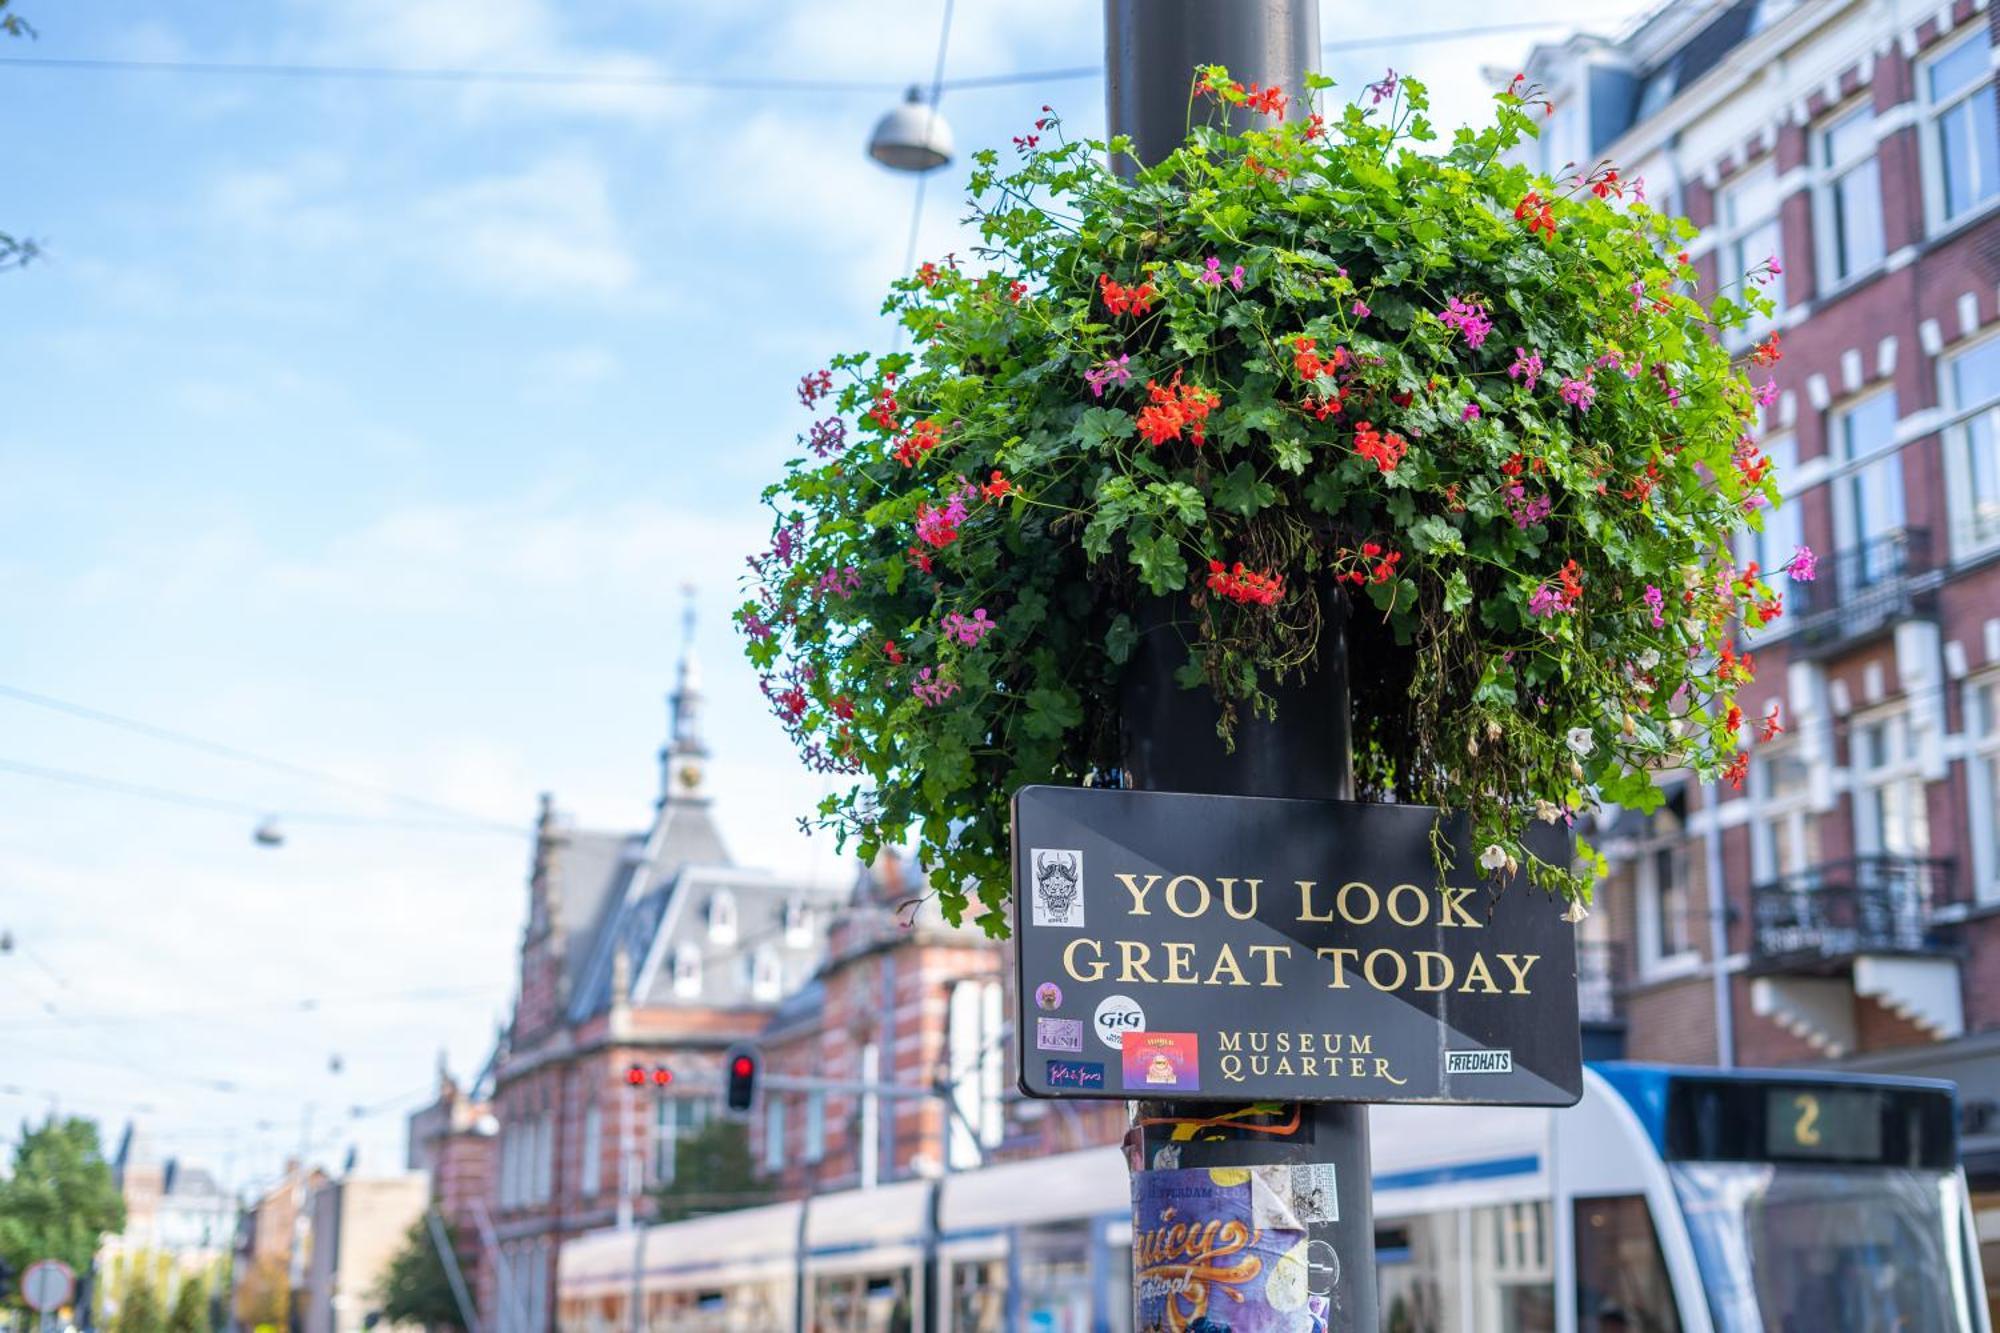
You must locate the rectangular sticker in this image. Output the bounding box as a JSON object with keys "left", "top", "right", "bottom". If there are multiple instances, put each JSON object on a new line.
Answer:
{"left": 1446, "top": 1049, "right": 1514, "bottom": 1075}
{"left": 1027, "top": 848, "right": 1085, "bottom": 928}
{"left": 1289, "top": 1163, "right": 1339, "bottom": 1223}
{"left": 1123, "top": 1031, "right": 1200, "bottom": 1092}
{"left": 1035, "top": 1017, "right": 1084, "bottom": 1052}
{"left": 1045, "top": 1059, "right": 1105, "bottom": 1091}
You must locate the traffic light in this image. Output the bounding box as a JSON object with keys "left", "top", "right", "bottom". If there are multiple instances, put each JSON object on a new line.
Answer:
{"left": 623, "top": 1063, "right": 673, "bottom": 1087}
{"left": 724, "top": 1043, "right": 759, "bottom": 1113}
{"left": 625, "top": 1063, "right": 645, "bottom": 1086}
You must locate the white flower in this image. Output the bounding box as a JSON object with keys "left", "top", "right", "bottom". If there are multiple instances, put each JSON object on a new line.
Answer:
{"left": 1637, "top": 648, "right": 1660, "bottom": 671}
{"left": 1478, "top": 843, "right": 1507, "bottom": 871}
{"left": 1534, "top": 799, "right": 1563, "bottom": 823}
{"left": 1562, "top": 898, "right": 1590, "bottom": 924}
{"left": 1565, "top": 726, "right": 1595, "bottom": 757}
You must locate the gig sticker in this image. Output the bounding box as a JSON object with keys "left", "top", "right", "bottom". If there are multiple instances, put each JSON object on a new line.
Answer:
{"left": 1093, "top": 993, "right": 1145, "bottom": 1049}
{"left": 1035, "top": 1017, "right": 1084, "bottom": 1052}
{"left": 1123, "top": 1031, "right": 1199, "bottom": 1092}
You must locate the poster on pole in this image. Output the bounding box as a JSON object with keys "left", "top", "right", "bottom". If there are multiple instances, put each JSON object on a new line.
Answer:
{"left": 1011, "top": 786, "right": 1582, "bottom": 1106}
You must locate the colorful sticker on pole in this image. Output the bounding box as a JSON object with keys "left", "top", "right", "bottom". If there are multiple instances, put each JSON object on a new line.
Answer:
{"left": 1133, "top": 1166, "right": 1328, "bottom": 1332}
{"left": 1123, "top": 1031, "right": 1199, "bottom": 1092}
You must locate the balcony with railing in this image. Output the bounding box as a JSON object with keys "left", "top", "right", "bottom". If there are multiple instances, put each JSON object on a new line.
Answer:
{"left": 1576, "top": 940, "right": 1627, "bottom": 1060}
{"left": 1749, "top": 856, "right": 1961, "bottom": 966}
{"left": 1788, "top": 529, "right": 1936, "bottom": 655}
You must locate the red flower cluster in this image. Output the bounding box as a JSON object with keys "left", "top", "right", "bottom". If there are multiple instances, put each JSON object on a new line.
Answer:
{"left": 866, "top": 382, "right": 901, "bottom": 433}
{"left": 1340, "top": 542, "right": 1403, "bottom": 586}
{"left": 894, "top": 418, "right": 942, "bottom": 468}
{"left": 1353, "top": 421, "right": 1408, "bottom": 474}
{"left": 1619, "top": 460, "right": 1662, "bottom": 504}
{"left": 981, "top": 470, "right": 1012, "bottom": 500}
{"left": 1245, "top": 83, "right": 1286, "bottom": 118}
{"left": 1717, "top": 642, "right": 1757, "bottom": 685}
{"left": 1514, "top": 191, "right": 1557, "bottom": 239}
{"left": 797, "top": 369, "right": 832, "bottom": 408}
{"left": 917, "top": 260, "right": 945, "bottom": 289}
{"left": 1759, "top": 704, "right": 1784, "bottom": 743}
{"left": 1006, "top": 280, "right": 1027, "bottom": 304}
{"left": 1292, "top": 336, "right": 1348, "bottom": 381}
{"left": 1099, "top": 273, "right": 1157, "bottom": 317}
{"left": 1588, "top": 167, "right": 1623, "bottom": 200}
{"left": 1012, "top": 133, "right": 1039, "bottom": 153}
{"left": 1207, "top": 560, "right": 1285, "bottom": 606}
{"left": 1302, "top": 391, "right": 1344, "bottom": 421}
{"left": 1555, "top": 558, "right": 1584, "bottom": 605}
{"left": 1136, "top": 374, "right": 1221, "bottom": 447}
{"left": 1723, "top": 751, "right": 1750, "bottom": 789}
{"left": 883, "top": 638, "right": 904, "bottom": 664}
{"left": 1749, "top": 332, "right": 1782, "bottom": 367}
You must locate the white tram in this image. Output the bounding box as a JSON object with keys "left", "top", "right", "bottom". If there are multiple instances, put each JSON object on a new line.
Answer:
{"left": 559, "top": 1063, "right": 1990, "bottom": 1332}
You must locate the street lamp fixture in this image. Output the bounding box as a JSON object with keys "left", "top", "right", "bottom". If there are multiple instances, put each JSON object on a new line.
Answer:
{"left": 868, "top": 86, "right": 954, "bottom": 173}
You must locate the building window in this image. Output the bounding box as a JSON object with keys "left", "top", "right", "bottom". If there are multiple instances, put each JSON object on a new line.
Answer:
{"left": 783, "top": 899, "right": 815, "bottom": 947}
{"left": 580, "top": 1104, "right": 602, "bottom": 1197}
{"left": 708, "top": 889, "right": 737, "bottom": 943}
{"left": 672, "top": 942, "right": 702, "bottom": 998}
{"left": 1926, "top": 26, "right": 1999, "bottom": 225}
{"left": 764, "top": 1096, "right": 786, "bottom": 1172}
{"left": 1833, "top": 390, "right": 1905, "bottom": 578}
{"left": 805, "top": 1091, "right": 826, "bottom": 1164}
{"left": 1967, "top": 676, "right": 2000, "bottom": 904}
{"left": 654, "top": 1097, "right": 708, "bottom": 1186}
{"left": 1634, "top": 788, "right": 1696, "bottom": 976}
{"left": 1943, "top": 332, "right": 2000, "bottom": 560}
{"left": 1819, "top": 104, "right": 1884, "bottom": 282}
{"left": 1751, "top": 745, "right": 1821, "bottom": 882}
{"left": 1718, "top": 162, "right": 1785, "bottom": 339}
{"left": 750, "top": 945, "right": 783, "bottom": 1002}
{"left": 1853, "top": 710, "right": 1929, "bottom": 857}
{"left": 946, "top": 979, "right": 1006, "bottom": 1170}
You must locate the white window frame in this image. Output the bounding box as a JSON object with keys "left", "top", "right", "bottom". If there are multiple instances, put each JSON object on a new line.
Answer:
{"left": 750, "top": 944, "right": 783, "bottom": 1002}
{"left": 708, "top": 889, "right": 737, "bottom": 943}
{"left": 805, "top": 1090, "right": 826, "bottom": 1164}
{"left": 1749, "top": 741, "right": 1820, "bottom": 884}
{"left": 1850, "top": 706, "right": 1930, "bottom": 858}
{"left": 672, "top": 942, "right": 702, "bottom": 998}
{"left": 1716, "top": 160, "right": 1786, "bottom": 343}
{"left": 764, "top": 1096, "right": 786, "bottom": 1172}
{"left": 1966, "top": 672, "right": 2000, "bottom": 905}
{"left": 1815, "top": 99, "right": 1886, "bottom": 289}
{"left": 1921, "top": 24, "right": 2000, "bottom": 234}
{"left": 580, "top": 1103, "right": 602, "bottom": 1197}
{"left": 1829, "top": 386, "right": 1906, "bottom": 570}
{"left": 1939, "top": 325, "right": 2000, "bottom": 563}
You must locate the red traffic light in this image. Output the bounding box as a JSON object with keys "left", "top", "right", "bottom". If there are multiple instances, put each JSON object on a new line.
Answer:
{"left": 732, "top": 1056, "right": 753, "bottom": 1078}
{"left": 651, "top": 1067, "right": 674, "bottom": 1086}
{"left": 624, "top": 1064, "right": 645, "bottom": 1086}
{"left": 723, "top": 1043, "right": 759, "bottom": 1113}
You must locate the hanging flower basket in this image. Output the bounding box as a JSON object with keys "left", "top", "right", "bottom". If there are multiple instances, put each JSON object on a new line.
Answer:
{"left": 740, "top": 67, "right": 1800, "bottom": 933}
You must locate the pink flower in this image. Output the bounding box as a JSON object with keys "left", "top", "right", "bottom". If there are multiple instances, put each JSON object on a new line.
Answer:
{"left": 1508, "top": 489, "right": 1552, "bottom": 530}
{"left": 1437, "top": 296, "right": 1493, "bottom": 350}
{"left": 1528, "top": 585, "right": 1566, "bottom": 618}
{"left": 1559, "top": 376, "right": 1597, "bottom": 411}
{"left": 912, "top": 667, "right": 959, "bottom": 706}
{"left": 941, "top": 608, "right": 996, "bottom": 646}
{"left": 1367, "top": 68, "right": 1399, "bottom": 105}
{"left": 1083, "top": 354, "right": 1132, "bottom": 399}
{"left": 1462, "top": 403, "right": 1481, "bottom": 421}
{"left": 1787, "top": 544, "right": 1817, "bottom": 582}
{"left": 1508, "top": 347, "right": 1543, "bottom": 391}
{"left": 1642, "top": 584, "right": 1665, "bottom": 628}
{"left": 808, "top": 417, "right": 846, "bottom": 457}
{"left": 1229, "top": 265, "right": 1246, "bottom": 291}
{"left": 1352, "top": 299, "right": 1371, "bottom": 318}
{"left": 1197, "top": 256, "right": 1227, "bottom": 288}
{"left": 915, "top": 494, "right": 969, "bottom": 548}
{"left": 1631, "top": 175, "right": 1646, "bottom": 203}
{"left": 1753, "top": 378, "right": 1779, "bottom": 407}
{"left": 815, "top": 566, "right": 861, "bottom": 600}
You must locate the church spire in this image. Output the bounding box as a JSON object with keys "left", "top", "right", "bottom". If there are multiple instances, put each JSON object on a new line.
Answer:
{"left": 661, "top": 585, "right": 708, "bottom": 804}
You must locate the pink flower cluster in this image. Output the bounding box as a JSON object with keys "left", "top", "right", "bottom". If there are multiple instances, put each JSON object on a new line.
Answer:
{"left": 1559, "top": 376, "right": 1597, "bottom": 411}
{"left": 1642, "top": 584, "right": 1665, "bottom": 628}
{"left": 1195, "top": 256, "right": 1246, "bottom": 290}
{"left": 1527, "top": 585, "right": 1569, "bottom": 618}
{"left": 1437, "top": 296, "right": 1493, "bottom": 350}
{"left": 1787, "top": 544, "right": 1817, "bottom": 582}
{"left": 815, "top": 566, "right": 860, "bottom": 600}
{"left": 941, "top": 608, "right": 995, "bottom": 646}
{"left": 797, "top": 369, "right": 833, "bottom": 408}
{"left": 1508, "top": 347, "right": 1543, "bottom": 391}
{"left": 912, "top": 667, "right": 959, "bottom": 707}
{"left": 808, "top": 417, "right": 846, "bottom": 457}
{"left": 1506, "top": 485, "right": 1552, "bottom": 530}
{"left": 915, "top": 491, "right": 971, "bottom": 548}
{"left": 1084, "top": 354, "right": 1132, "bottom": 399}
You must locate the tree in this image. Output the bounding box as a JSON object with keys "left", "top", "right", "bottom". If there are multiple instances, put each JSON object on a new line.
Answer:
{"left": 0, "top": 1117, "right": 126, "bottom": 1310}
{"left": 166, "top": 1276, "right": 207, "bottom": 1333}
{"left": 375, "top": 1217, "right": 465, "bottom": 1332}
{"left": 649, "top": 1119, "right": 770, "bottom": 1223}
{"left": 231, "top": 1254, "right": 289, "bottom": 1333}
{"left": 110, "top": 1270, "right": 164, "bottom": 1333}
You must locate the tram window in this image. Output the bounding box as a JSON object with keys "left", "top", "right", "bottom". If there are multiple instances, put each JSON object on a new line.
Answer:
{"left": 1573, "top": 1196, "right": 1683, "bottom": 1333}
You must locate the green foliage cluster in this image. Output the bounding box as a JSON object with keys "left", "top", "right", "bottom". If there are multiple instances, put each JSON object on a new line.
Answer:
{"left": 742, "top": 67, "right": 1787, "bottom": 930}
{"left": 650, "top": 1119, "right": 771, "bottom": 1224}
{"left": 375, "top": 1217, "right": 467, "bottom": 1331}
{"left": 0, "top": 1117, "right": 126, "bottom": 1307}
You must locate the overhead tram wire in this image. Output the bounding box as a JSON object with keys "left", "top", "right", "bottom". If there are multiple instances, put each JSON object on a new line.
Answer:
{"left": 0, "top": 683, "right": 518, "bottom": 830}
{"left": 0, "top": 756, "right": 529, "bottom": 837}
{"left": 0, "top": 20, "right": 1617, "bottom": 95}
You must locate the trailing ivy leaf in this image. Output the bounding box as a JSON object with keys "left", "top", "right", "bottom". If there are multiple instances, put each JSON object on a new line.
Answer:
{"left": 1076, "top": 406, "right": 1135, "bottom": 452}
{"left": 1128, "top": 527, "right": 1188, "bottom": 593}
{"left": 1021, "top": 686, "right": 1083, "bottom": 740}
{"left": 1406, "top": 514, "right": 1464, "bottom": 555}
{"left": 1213, "top": 463, "right": 1279, "bottom": 518}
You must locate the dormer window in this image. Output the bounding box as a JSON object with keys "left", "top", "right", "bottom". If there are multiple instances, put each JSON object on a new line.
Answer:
{"left": 750, "top": 945, "right": 783, "bottom": 1002}
{"left": 708, "top": 890, "right": 737, "bottom": 944}
{"left": 672, "top": 943, "right": 702, "bottom": 998}
{"left": 783, "top": 900, "right": 814, "bottom": 947}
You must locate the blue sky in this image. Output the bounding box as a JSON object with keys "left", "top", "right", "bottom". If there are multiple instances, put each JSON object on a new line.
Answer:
{"left": 0, "top": 0, "right": 1651, "bottom": 1188}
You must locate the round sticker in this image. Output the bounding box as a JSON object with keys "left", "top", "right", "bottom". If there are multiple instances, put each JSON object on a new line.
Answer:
{"left": 1093, "top": 993, "right": 1146, "bottom": 1049}
{"left": 1207, "top": 1166, "right": 1251, "bottom": 1187}
{"left": 1034, "top": 981, "right": 1063, "bottom": 1011}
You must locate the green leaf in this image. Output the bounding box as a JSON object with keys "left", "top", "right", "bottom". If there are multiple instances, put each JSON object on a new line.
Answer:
{"left": 1407, "top": 514, "right": 1465, "bottom": 555}
{"left": 1076, "top": 406, "right": 1135, "bottom": 452}
{"left": 1212, "top": 463, "right": 1279, "bottom": 518}
{"left": 1443, "top": 568, "right": 1472, "bottom": 614}
{"left": 1105, "top": 614, "right": 1139, "bottom": 665}
{"left": 1022, "top": 686, "right": 1084, "bottom": 740}
{"left": 1128, "top": 527, "right": 1188, "bottom": 593}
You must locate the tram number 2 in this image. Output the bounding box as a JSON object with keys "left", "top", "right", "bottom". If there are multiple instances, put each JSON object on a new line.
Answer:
{"left": 1790, "top": 1092, "right": 1822, "bottom": 1148}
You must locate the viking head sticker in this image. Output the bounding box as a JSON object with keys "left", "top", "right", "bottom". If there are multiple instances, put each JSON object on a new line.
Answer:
{"left": 1031, "top": 848, "right": 1083, "bottom": 927}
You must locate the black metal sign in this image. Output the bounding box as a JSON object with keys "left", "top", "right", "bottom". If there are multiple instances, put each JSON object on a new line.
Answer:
{"left": 1011, "top": 786, "right": 1582, "bottom": 1106}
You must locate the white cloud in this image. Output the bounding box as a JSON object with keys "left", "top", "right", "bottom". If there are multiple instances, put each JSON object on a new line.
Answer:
{"left": 415, "top": 156, "right": 640, "bottom": 298}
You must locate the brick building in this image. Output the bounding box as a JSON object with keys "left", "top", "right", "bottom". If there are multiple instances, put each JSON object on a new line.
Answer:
{"left": 403, "top": 1056, "right": 498, "bottom": 1318}
{"left": 1516, "top": 0, "right": 2000, "bottom": 1260}
{"left": 470, "top": 621, "right": 848, "bottom": 1333}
